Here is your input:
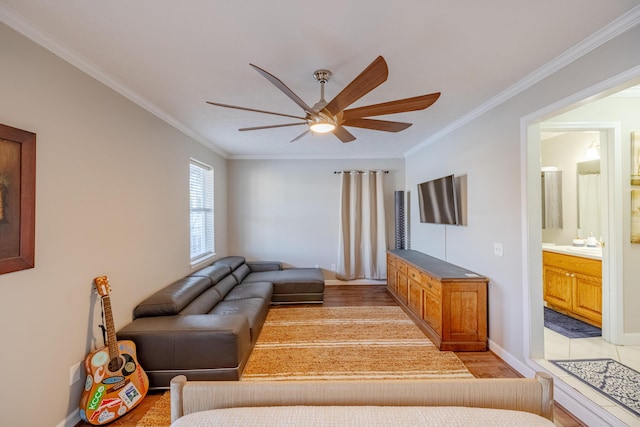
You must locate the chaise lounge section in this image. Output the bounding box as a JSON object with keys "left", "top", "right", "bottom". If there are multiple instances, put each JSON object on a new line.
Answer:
{"left": 117, "top": 256, "right": 324, "bottom": 388}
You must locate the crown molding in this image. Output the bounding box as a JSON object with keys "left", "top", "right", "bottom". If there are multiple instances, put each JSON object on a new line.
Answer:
{"left": 405, "top": 4, "right": 640, "bottom": 158}
{"left": 228, "top": 153, "right": 404, "bottom": 160}
{"left": 0, "top": 3, "right": 229, "bottom": 159}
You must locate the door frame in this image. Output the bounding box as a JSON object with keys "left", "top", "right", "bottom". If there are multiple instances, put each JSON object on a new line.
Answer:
{"left": 521, "top": 68, "right": 640, "bottom": 364}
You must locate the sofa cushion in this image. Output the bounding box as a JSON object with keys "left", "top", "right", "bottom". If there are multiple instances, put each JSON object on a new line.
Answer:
{"left": 213, "top": 275, "right": 238, "bottom": 299}
{"left": 225, "top": 282, "right": 273, "bottom": 302}
{"left": 210, "top": 298, "right": 269, "bottom": 341}
{"left": 242, "top": 268, "right": 325, "bottom": 295}
{"left": 179, "top": 287, "right": 223, "bottom": 315}
{"left": 189, "top": 264, "right": 231, "bottom": 285}
{"left": 247, "top": 261, "right": 282, "bottom": 272}
{"left": 213, "top": 256, "right": 246, "bottom": 270}
{"left": 134, "top": 276, "right": 212, "bottom": 319}
{"left": 117, "top": 314, "right": 251, "bottom": 371}
{"left": 231, "top": 264, "right": 251, "bottom": 283}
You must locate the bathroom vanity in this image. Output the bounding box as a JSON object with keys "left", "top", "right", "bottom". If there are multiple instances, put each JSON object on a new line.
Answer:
{"left": 542, "top": 246, "right": 602, "bottom": 327}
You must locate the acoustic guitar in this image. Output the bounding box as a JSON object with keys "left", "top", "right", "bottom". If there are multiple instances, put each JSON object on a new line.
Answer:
{"left": 79, "top": 276, "right": 149, "bottom": 425}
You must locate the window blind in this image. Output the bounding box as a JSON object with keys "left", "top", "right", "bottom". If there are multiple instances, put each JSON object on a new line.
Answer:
{"left": 189, "top": 159, "right": 214, "bottom": 263}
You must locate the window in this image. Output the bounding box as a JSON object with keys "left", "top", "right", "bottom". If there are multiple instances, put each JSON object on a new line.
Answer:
{"left": 189, "top": 159, "right": 214, "bottom": 264}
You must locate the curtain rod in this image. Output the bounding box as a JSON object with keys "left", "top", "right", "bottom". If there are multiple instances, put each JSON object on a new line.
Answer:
{"left": 333, "top": 170, "right": 389, "bottom": 174}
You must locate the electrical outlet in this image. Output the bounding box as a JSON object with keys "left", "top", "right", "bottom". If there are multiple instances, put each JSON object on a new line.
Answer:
{"left": 494, "top": 242, "right": 504, "bottom": 257}
{"left": 70, "top": 361, "right": 82, "bottom": 385}
{"left": 331, "top": 264, "right": 336, "bottom": 271}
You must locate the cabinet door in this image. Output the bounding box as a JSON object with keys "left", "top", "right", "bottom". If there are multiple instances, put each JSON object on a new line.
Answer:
{"left": 396, "top": 260, "right": 408, "bottom": 303}
{"left": 397, "top": 271, "right": 408, "bottom": 303}
{"left": 423, "top": 289, "right": 442, "bottom": 334}
{"left": 572, "top": 272, "right": 602, "bottom": 325}
{"left": 442, "top": 282, "right": 486, "bottom": 343}
{"left": 387, "top": 264, "right": 397, "bottom": 294}
{"left": 408, "top": 279, "right": 422, "bottom": 314}
{"left": 543, "top": 265, "right": 572, "bottom": 310}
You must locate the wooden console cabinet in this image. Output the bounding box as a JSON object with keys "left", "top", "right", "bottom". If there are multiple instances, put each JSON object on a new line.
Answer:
{"left": 387, "top": 250, "right": 488, "bottom": 351}
{"left": 543, "top": 250, "right": 602, "bottom": 327}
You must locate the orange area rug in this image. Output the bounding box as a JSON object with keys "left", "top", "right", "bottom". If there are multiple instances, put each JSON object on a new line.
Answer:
{"left": 242, "top": 306, "right": 472, "bottom": 380}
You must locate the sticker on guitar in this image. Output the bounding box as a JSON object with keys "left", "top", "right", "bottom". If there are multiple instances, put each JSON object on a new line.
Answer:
{"left": 79, "top": 276, "right": 149, "bottom": 425}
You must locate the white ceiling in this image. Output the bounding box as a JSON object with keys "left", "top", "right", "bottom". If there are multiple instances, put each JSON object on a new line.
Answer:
{"left": 1, "top": 1, "right": 639, "bottom": 159}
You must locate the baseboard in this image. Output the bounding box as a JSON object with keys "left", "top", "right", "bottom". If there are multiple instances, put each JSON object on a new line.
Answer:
{"left": 56, "top": 408, "right": 80, "bottom": 427}
{"left": 488, "top": 339, "right": 536, "bottom": 377}
{"left": 621, "top": 331, "right": 640, "bottom": 346}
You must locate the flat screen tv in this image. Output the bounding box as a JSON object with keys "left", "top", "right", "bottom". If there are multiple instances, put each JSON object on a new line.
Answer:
{"left": 417, "top": 174, "right": 459, "bottom": 225}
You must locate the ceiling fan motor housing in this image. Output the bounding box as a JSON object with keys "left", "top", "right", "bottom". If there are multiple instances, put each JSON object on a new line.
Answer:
{"left": 313, "top": 69, "right": 331, "bottom": 84}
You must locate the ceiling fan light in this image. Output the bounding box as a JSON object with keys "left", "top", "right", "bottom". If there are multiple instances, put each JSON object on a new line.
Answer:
{"left": 310, "top": 122, "right": 336, "bottom": 133}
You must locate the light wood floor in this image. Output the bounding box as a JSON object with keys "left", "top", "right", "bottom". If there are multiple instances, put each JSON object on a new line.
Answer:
{"left": 76, "top": 284, "right": 585, "bottom": 426}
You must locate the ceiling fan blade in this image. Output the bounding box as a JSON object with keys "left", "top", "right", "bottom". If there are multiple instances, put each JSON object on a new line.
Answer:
{"left": 239, "top": 122, "right": 307, "bottom": 131}
{"left": 206, "top": 101, "right": 307, "bottom": 120}
{"left": 332, "top": 125, "right": 356, "bottom": 143}
{"left": 290, "top": 130, "right": 310, "bottom": 143}
{"left": 341, "top": 92, "right": 441, "bottom": 121}
{"left": 342, "top": 118, "right": 412, "bottom": 132}
{"left": 324, "top": 56, "right": 389, "bottom": 116}
{"left": 250, "top": 64, "right": 316, "bottom": 116}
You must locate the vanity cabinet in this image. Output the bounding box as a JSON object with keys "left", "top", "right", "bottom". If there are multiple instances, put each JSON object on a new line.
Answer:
{"left": 387, "top": 250, "right": 488, "bottom": 351}
{"left": 543, "top": 250, "right": 602, "bottom": 327}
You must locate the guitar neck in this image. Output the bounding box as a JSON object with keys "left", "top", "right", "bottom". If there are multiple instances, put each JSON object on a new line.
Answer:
{"left": 101, "top": 295, "right": 119, "bottom": 361}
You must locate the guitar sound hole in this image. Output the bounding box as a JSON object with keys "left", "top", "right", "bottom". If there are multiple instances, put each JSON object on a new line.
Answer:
{"left": 108, "top": 356, "right": 124, "bottom": 372}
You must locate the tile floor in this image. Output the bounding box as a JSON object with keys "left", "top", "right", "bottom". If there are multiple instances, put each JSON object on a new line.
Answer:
{"left": 539, "top": 328, "right": 640, "bottom": 426}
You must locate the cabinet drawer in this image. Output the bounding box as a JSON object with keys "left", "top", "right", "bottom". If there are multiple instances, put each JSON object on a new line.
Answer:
{"left": 387, "top": 255, "right": 397, "bottom": 267}
{"left": 396, "top": 262, "right": 408, "bottom": 275}
{"left": 543, "top": 251, "right": 601, "bottom": 277}
{"left": 408, "top": 266, "right": 420, "bottom": 282}
{"left": 421, "top": 273, "right": 441, "bottom": 295}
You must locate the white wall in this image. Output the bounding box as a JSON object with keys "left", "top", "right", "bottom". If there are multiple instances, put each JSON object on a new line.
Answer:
{"left": 0, "top": 23, "right": 227, "bottom": 426}
{"left": 405, "top": 24, "right": 640, "bottom": 366}
{"left": 228, "top": 158, "right": 404, "bottom": 275}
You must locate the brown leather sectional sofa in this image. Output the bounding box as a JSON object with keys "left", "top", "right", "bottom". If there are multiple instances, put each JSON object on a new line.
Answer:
{"left": 117, "top": 256, "right": 324, "bottom": 388}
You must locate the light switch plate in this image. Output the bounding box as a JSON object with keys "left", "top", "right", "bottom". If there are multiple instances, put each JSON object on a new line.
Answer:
{"left": 494, "top": 242, "right": 504, "bottom": 257}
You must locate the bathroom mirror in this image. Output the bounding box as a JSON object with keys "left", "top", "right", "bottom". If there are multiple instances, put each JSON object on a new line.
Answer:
{"left": 577, "top": 159, "right": 601, "bottom": 239}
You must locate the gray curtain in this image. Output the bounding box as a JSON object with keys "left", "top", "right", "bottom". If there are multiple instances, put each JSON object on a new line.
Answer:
{"left": 336, "top": 171, "right": 387, "bottom": 280}
{"left": 542, "top": 171, "right": 563, "bottom": 229}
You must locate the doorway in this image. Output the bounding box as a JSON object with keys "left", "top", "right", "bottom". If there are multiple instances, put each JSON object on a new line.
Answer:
{"left": 540, "top": 127, "right": 616, "bottom": 348}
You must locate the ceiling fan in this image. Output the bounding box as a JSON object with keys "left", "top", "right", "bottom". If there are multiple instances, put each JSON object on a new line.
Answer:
{"left": 206, "top": 56, "right": 440, "bottom": 143}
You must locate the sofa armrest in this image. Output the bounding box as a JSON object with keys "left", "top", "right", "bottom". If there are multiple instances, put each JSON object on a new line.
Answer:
{"left": 117, "top": 314, "right": 252, "bottom": 371}
{"left": 247, "top": 261, "right": 282, "bottom": 272}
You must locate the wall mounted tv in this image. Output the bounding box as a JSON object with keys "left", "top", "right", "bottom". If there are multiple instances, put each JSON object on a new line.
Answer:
{"left": 417, "top": 174, "right": 459, "bottom": 225}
